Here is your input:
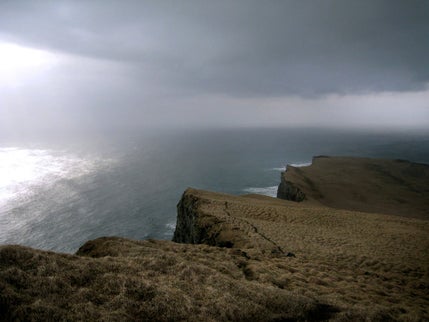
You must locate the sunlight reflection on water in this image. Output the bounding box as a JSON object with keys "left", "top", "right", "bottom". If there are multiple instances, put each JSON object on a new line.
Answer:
{"left": 0, "top": 147, "right": 110, "bottom": 211}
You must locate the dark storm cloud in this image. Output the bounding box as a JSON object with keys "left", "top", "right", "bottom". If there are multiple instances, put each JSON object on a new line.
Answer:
{"left": 0, "top": 0, "right": 428, "bottom": 97}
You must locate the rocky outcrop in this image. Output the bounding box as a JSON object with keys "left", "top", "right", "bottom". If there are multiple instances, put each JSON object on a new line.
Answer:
{"left": 277, "top": 177, "right": 306, "bottom": 201}
{"left": 173, "top": 188, "right": 241, "bottom": 248}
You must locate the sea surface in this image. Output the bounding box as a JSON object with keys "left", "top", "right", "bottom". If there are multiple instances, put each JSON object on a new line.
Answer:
{"left": 1, "top": 127, "right": 428, "bottom": 253}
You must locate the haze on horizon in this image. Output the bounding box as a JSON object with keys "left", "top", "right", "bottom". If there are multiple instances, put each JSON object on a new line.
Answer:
{"left": 0, "top": 0, "right": 428, "bottom": 136}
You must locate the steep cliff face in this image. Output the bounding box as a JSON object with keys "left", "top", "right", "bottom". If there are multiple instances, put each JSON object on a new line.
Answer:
{"left": 173, "top": 190, "right": 205, "bottom": 244}
{"left": 276, "top": 176, "right": 306, "bottom": 201}
{"left": 173, "top": 189, "right": 236, "bottom": 248}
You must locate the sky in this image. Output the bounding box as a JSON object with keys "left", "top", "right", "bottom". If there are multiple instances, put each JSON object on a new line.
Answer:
{"left": 0, "top": 0, "right": 428, "bottom": 134}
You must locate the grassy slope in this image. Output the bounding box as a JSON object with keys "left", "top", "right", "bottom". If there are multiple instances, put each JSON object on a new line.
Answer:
{"left": 280, "top": 156, "right": 429, "bottom": 219}
{"left": 179, "top": 189, "right": 429, "bottom": 320}
{"left": 1, "top": 238, "right": 339, "bottom": 321}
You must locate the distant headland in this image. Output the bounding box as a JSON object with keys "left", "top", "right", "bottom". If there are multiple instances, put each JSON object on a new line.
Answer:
{"left": 277, "top": 156, "right": 429, "bottom": 219}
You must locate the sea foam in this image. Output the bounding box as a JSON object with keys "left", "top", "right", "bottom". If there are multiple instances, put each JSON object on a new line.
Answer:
{"left": 288, "top": 161, "right": 312, "bottom": 168}
{"left": 243, "top": 186, "right": 278, "bottom": 197}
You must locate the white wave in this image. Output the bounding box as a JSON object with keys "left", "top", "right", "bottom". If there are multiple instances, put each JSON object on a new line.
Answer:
{"left": 268, "top": 162, "right": 312, "bottom": 171}
{"left": 165, "top": 222, "right": 176, "bottom": 230}
{"left": 268, "top": 167, "right": 286, "bottom": 171}
{"left": 288, "top": 161, "right": 312, "bottom": 168}
{"left": 163, "top": 222, "right": 176, "bottom": 236}
{"left": 243, "top": 186, "right": 278, "bottom": 197}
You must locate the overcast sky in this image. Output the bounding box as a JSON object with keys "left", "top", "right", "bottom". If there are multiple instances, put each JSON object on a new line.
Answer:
{"left": 0, "top": 0, "right": 428, "bottom": 133}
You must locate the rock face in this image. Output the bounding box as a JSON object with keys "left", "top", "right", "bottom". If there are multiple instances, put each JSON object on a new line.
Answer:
{"left": 173, "top": 189, "right": 226, "bottom": 246}
{"left": 276, "top": 178, "right": 306, "bottom": 201}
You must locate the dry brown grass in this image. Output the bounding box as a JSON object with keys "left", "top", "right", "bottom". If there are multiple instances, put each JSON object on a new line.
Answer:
{"left": 1, "top": 238, "right": 340, "bottom": 321}
{"left": 174, "top": 188, "right": 429, "bottom": 321}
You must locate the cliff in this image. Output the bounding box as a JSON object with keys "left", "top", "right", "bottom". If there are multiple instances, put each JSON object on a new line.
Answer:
{"left": 173, "top": 189, "right": 288, "bottom": 256}
{"left": 276, "top": 178, "right": 306, "bottom": 201}
{"left": 1, "top": 157, "right": 429, "bottom": 321}
{"left": 277, "top": 156, "right": 429, "bottom": 219}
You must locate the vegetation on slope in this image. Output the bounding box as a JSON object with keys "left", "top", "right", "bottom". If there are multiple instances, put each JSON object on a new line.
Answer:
{"left": 1, "top": 237, "right": 339, "bottom": 321}
{"left": 174, "top": 188, "right": 429, "bottom": 320}
{"left": 277, "top": 156, "right": 429, "bottom": 219}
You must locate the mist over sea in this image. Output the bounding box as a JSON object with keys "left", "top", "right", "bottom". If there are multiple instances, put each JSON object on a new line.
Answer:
{"left": 1, "top": 127, "right": 428, "bottom": 253}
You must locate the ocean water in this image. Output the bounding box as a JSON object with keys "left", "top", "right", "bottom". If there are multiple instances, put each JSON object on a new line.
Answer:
{"left": 1, "top": 128, "right": 428, "bottom": 253}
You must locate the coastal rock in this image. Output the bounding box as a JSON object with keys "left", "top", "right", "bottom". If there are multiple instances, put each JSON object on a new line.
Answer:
{"left": 276, "top": 178, "right": 306, "bottom": 201}
{"left": 173, "top": 189, "right": 229, "bottom": 246}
